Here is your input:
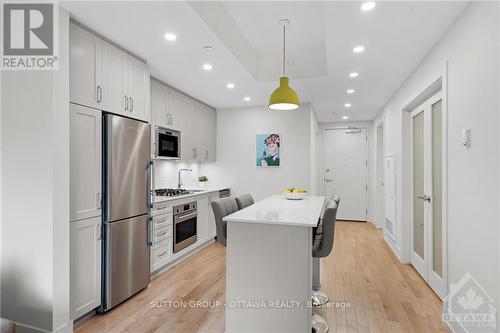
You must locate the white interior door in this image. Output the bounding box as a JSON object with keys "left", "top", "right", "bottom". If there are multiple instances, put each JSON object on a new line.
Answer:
{"left": 410, "top": 92, "right": 445, "bottom": 299}
{"left": 323, "top": 128, "right": 367, "bottom": 221}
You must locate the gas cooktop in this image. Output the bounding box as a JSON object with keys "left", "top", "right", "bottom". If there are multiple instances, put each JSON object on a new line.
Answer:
{"left": 155, "top": 188, "right": 193, "bottom": 197}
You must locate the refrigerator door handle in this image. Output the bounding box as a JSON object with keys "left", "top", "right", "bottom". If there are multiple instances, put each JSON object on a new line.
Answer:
{"left": 147, "top": 216, "right": 153, "bottom": 246}
{"left": 148, "top": 160, "right": 154, "bottom": 209}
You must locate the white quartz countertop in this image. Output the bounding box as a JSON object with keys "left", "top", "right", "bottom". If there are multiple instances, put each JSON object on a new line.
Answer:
{"left": 223, "top": 195, "right": 325, "bottom": 227}
{"left": 154, "top": 186, "right": 230, "bottom": 203}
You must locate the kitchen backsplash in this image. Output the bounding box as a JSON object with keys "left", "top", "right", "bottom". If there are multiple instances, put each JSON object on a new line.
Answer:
{"left": 154, "top": 160, "right": 200, "bottom": 189}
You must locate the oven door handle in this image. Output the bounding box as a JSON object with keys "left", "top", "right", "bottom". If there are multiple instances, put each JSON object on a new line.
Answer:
{"left": 175, "top": 211, "right": 197, "bottom": 223}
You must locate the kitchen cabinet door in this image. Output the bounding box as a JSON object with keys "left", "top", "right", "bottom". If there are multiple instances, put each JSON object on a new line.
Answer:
{"left": 208, "top": 108, "right": 216, "bottom": 162}
{"left": 70, "top": 103, "right": 102, "bottom": 222}
{"left": 180, "top": 95, "right": 196, "bottom": 161}
{"left": 127, "top": 57, "right": 150, "bottom": 121}
{"left": 197, "top": 196, "right": 208, "bottom": 242}
{"left": 167, "top": 87, "right": 183, "bottom": 131}
{"left": 70, "top": 216, "right": 102, "bottom": 320}
{"left": 70, "top": 23, "right": 102, "bottom": 109}
{"left": 152, "top": 80, "right": 168, "bottom": 128}
{"left": 101, "top": 41, "right": 128, "bottom": 114}
{"left": 207, "top": 194, "right": 218, "bottom": 238}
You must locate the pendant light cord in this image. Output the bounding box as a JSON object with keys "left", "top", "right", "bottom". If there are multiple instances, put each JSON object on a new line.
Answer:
{"left": 282, "top": 24, "right": 286, "bottom": 77}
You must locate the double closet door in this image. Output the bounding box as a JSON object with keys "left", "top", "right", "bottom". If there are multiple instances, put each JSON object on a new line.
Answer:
{"left": 410, "top": 92, "right": 445, "bottom": 298}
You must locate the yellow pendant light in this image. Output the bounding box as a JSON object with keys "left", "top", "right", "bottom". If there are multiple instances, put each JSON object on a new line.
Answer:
{"left": 269, "top": 19, "right": 300, "bottom": 110}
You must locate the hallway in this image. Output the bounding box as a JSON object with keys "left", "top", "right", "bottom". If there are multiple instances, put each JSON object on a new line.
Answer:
{"left": 75, "top": 221, "right": 446, "bottom": 333}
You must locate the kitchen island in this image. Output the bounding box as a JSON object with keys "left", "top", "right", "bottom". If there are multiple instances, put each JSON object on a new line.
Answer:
{"left": 223, "top": 195, "right": 325, "bottom": 333}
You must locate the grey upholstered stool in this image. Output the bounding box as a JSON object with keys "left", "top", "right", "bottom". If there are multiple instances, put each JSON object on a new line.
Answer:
{"left": 235, "top": 193, "right": 254, "bottom": 210}
{"left": 311, "top": 200, "right": 338, "bottom": 333}
{"left": 211, "top": 197, "right": 239, "bottom": 247}
{"left": 312, "top": 196, "right": 340, "bottom": 307}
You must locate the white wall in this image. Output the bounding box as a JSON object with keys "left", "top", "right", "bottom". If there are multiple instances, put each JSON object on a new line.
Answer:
{"left": 1, "top": 9, "right": 71, "bottom": 332}
{"left": 318, "top": 121, "right": 376, "bottom": 223}
{"left": 202, "top": 104, "right": 316, "bottom": 201}
{"left": 371, "top": 2, "right": 499, "bottom": 329}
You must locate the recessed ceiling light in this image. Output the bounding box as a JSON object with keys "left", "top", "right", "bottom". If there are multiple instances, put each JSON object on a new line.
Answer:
{"left": 353, "top": 45, "right": 365, "bottom": 54}
{"left": 244, "top": 97, "right": 251, "bottom": 101}
{"left": 226, "top": 82, "right": 235, "bottom": 89}
{"left": 203, "top": 45, "right": 214, "bottom": 51}
{"left": 344, "top": 103, "right": 352, "bottom": 108}
{"left": 349, "top": 72, "right": 359, "bottom": 78}
{"left": 361, "top": 2, "right": 376, "bottom": 11}
{"left": 342, "top": 116, "right": 349, "bottom": 120}
{"left": 202, "top": 63, "right": 213, "bottom": 71}
{"left": 347, "top": 89, "right": 355, "bottom": 94}
{"left": 164, "top": 32, "right": 177, "bottom": 42}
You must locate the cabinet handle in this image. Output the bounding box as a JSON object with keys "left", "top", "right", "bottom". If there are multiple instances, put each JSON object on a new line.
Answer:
{"left": 130, "top": 97, "right": 134, "bottom": 112}
{"left": 157, "top": 251, "right": 167, "bottom": 257}
{"left": 170, "top": 114, "right": 173, "bottom": 125}
{"left": 205, "top": 150, "right": 208, "bottom": 159}
{"left": 97, "top": 223, "right": 102, "bottom": 240}
{"left": 156, "top": 218, "right": 169, "bottom": 225}
{"left": 97, "top": 86, "right": 102, "bottom": 103}
{"left": 125, "top": 95, "right": 128, "bottom": 110}
{"left": 156, "top": 231, "right": 167, "bottom": 237}
{"left": 192, "top": 148, "right": 196, "bottom": 158}
{"left": 97, "top": 192, "right": 102, "bottom": 209}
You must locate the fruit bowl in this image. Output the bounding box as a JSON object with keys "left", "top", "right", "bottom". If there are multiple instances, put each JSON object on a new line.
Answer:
{"left": 283, "top": 188, "right": 307, "bottom": 200}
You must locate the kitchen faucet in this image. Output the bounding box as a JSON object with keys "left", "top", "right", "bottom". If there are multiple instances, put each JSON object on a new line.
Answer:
{"left": 178, "top": 168, "right": 192, "bottom": 189}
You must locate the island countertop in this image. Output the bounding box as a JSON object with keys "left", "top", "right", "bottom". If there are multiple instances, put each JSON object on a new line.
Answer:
{"left": 223, "top": 194, "right": 325, "bottom": 227}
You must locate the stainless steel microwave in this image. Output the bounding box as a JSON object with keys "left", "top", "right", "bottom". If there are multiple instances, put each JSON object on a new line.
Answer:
{"left": 155, "top": 126, "right": 181, "bottom": 159}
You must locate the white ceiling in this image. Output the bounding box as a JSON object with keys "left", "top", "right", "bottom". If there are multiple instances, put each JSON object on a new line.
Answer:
{"left": 61, "top": 1, "right": 467, "bottom": 122}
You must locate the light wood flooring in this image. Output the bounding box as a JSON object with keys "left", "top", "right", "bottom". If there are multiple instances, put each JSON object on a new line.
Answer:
{"left": 75, "top": 221, "right": 447, "bottom": 333}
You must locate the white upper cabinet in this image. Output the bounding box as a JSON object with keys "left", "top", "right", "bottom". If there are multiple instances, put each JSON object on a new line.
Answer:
{"left": 151, "top": 80, "right": 167, "bottom": 128}
{"left": 150, "top": 78, "right": 216, "bottom": 162}
{"left": 101, "top": 41, "right": 127, "bottom": 114}
{"left": 70, "top": 22, "right": 150, "bottom": 122}
{"left": 70, "top": 103, "right": 102, "bottom": 222}
{"left": 70, "top": 24, "right": 101, "bottom": 109}
{"left": 127, "top": 57, "right": 150, "bottom": 120}
{"left": 167, "top": 87, "right": 183, "bottom": 131}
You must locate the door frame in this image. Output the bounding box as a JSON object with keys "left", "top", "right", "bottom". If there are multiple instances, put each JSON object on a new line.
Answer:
{"left": 376, "top": 122, "right": 384, "bottom": 229}
{"left": 321, "top": 125, "right": 369, "bottom": 221}
{"left": 401, "top": 70, "right": 448, "bottom": 300}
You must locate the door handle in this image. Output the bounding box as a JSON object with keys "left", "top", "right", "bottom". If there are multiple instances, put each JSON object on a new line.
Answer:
{"left": 417, "top": 195, "right": 431, "bottom": 202}
{"left": 147, "top": 217, "right": 153, "bottom": 246}
{"left": 96, "top": 86, "right": 102, "bottom": 103}
{"left": 97, "top": 223, "right": 102, "bottom": 240}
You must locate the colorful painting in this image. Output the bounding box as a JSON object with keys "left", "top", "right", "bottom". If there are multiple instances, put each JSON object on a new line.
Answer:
{"left": 256, "top": 133, "right": 281, "bottom": 167}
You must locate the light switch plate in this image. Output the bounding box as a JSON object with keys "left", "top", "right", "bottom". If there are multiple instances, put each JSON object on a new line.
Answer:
{"left": 462, "top": 129, "right": 471, "bottom": 147}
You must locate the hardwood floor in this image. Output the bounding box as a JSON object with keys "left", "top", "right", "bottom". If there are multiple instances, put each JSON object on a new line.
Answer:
{"left": 75, "top": 221, "right": 447, "bottom": 333}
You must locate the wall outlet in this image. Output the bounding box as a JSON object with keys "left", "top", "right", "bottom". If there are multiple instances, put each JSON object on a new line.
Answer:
{"left": 462, "top": 129, "right": 471, "bottom": 148}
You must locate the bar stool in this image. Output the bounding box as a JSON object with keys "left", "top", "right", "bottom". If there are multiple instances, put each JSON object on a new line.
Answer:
{"left": 311, "top": 200, "right": 338, "bottom": 333}
{"left": 235, "top": 193, "right": 254, "bottom": 210}
{"left": 312, "top": 196, "right": 340, "bottom": 307}
{"left": 211, "top": 197, "right": 239, "bottom": 247}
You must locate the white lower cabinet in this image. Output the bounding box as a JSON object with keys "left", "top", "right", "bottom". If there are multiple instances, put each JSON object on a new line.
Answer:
{"left": 197, "top": 196, "right": 208, "bottom": 242}
{"left": 151, "top": 238, "right": 173, "bottom": 272}
{"left": 151, "top": 209, "right": 174, "bottom": 273}
{"left": 207, "top": 194, "right": 218, "bottom": 238}
{"left": 70, "top": 216, "right": 102, "bottom": 320}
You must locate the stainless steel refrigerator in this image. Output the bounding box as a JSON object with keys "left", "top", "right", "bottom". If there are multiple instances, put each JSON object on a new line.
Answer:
{"left": 100, "top": 114, "right": 152, "bottom": 312}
